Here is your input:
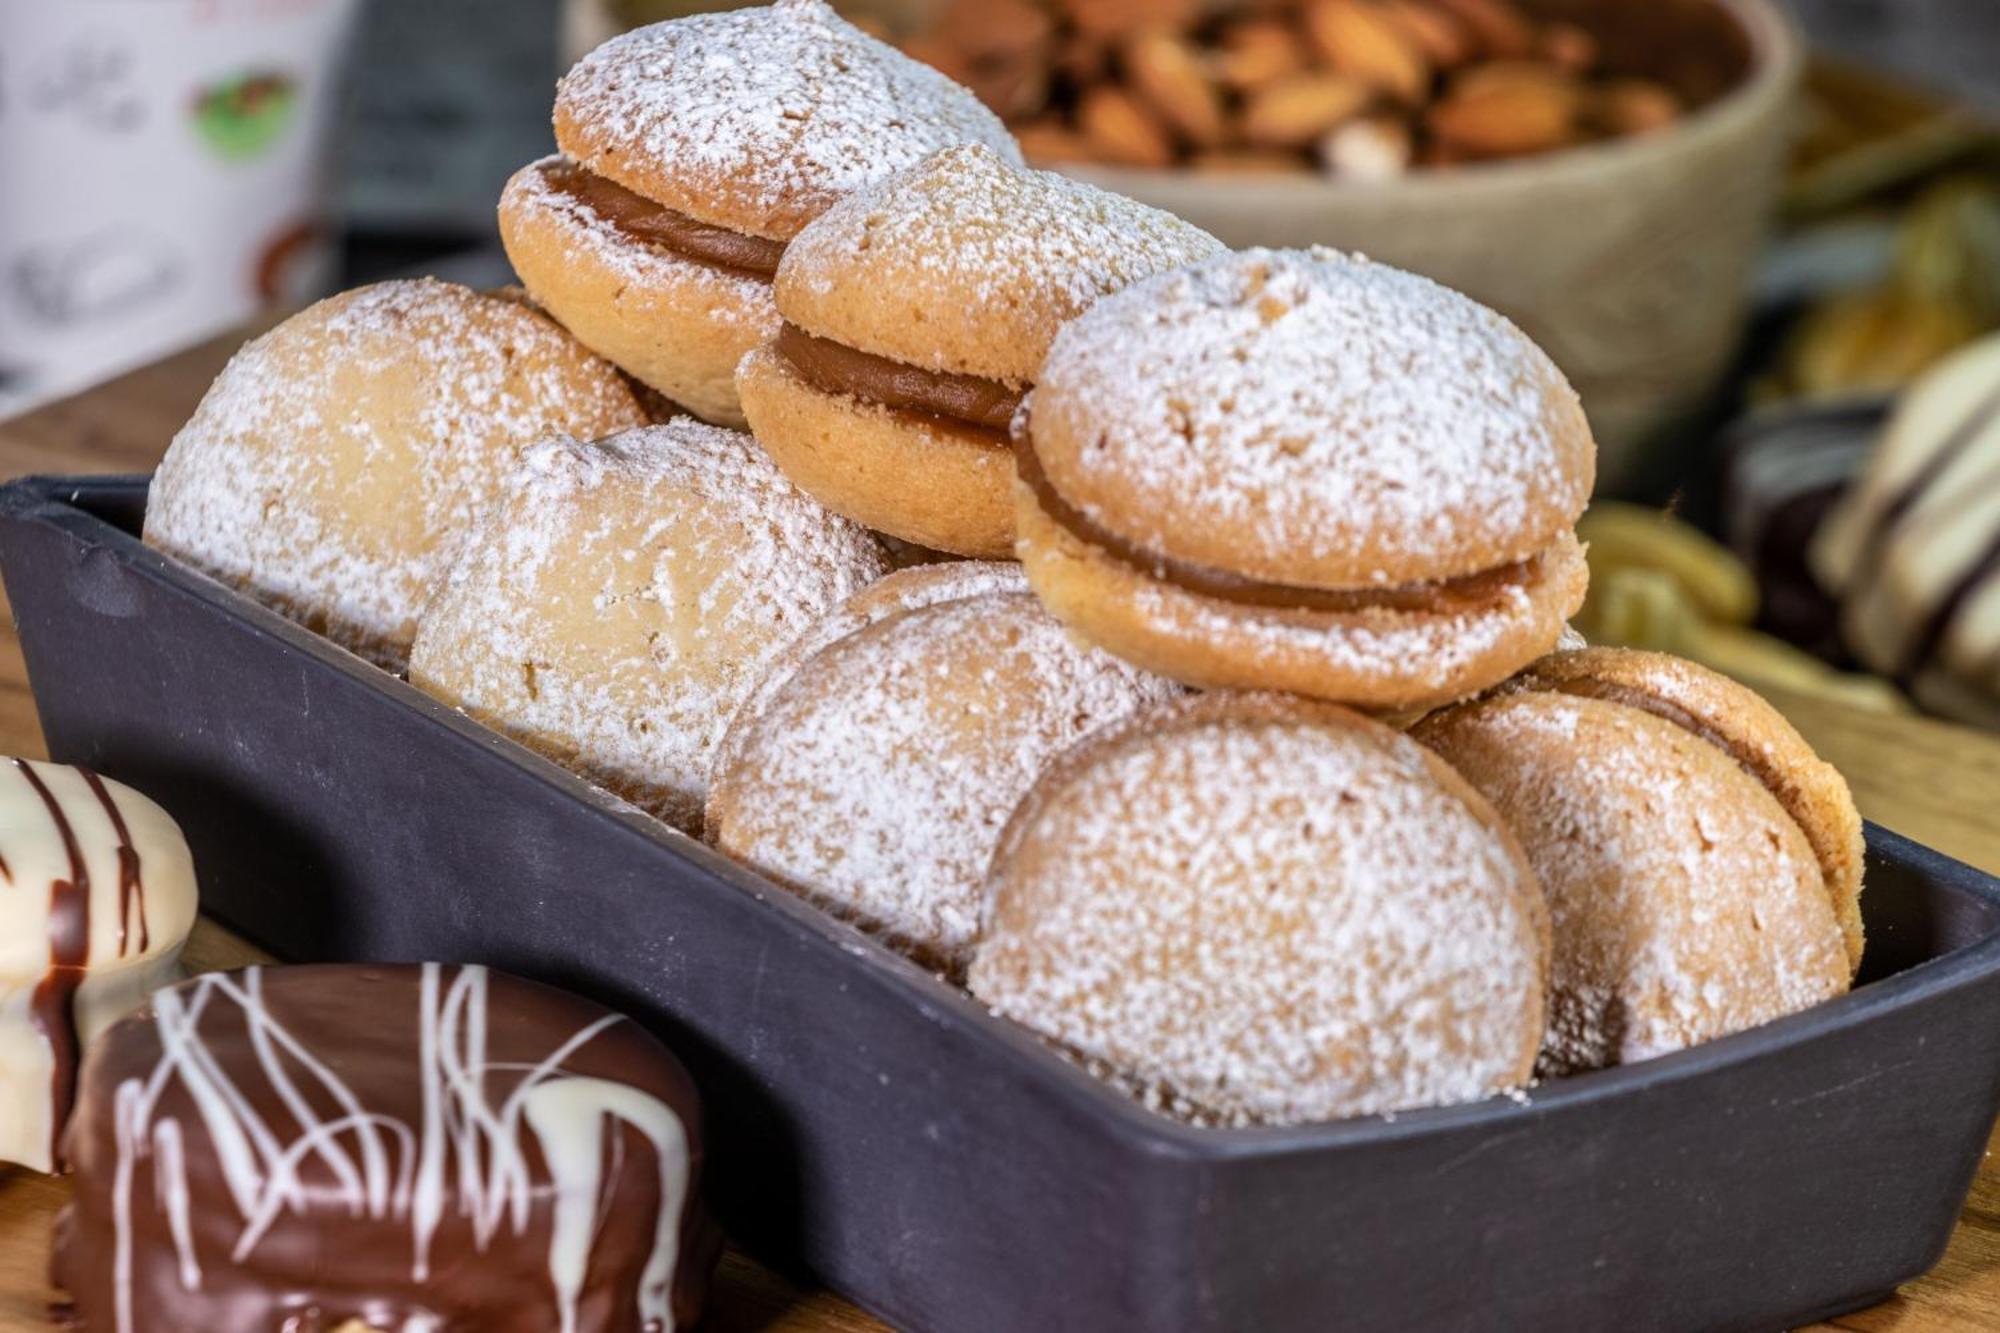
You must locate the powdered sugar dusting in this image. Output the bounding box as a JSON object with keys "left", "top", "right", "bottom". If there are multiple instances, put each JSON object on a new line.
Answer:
{"left": 557, "top": 0, "right": 1020, "bottom": 240}
{"left": 1415, "top": 693, "right": 1848, "bottom": 1075}
{"left": 708, "top": 592, "right": 1179, "bottom": 971}
{"left": 708, "top": 560, "right": 1027, "bottom": 787}
{"left": 778, "top": 143, "right": 1223, "bottom": 377}
{"left": 1031, "top": 247, "right": 1593, "bottom": 586}
{"left": 143, "top": 279, "right": 647, "bottom": 671}
{"left": 970, "top": 699, "right": 1546, "bottom": 1125}
{"left": 410, "top": 422, "right": 889, "bottom": 833}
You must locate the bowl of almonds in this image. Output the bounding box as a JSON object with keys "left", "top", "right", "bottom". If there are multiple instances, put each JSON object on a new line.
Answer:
{"left": 899, "top": 0, "right": 1803, "bottom": 486}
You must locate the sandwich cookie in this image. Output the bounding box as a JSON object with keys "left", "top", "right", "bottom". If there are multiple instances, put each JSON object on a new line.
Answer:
{"left": 411, "top": 421, "right": 890, "bottom": 835}
{"left": 145, "top": 279, "right": 649, "bottom": 672}
{"left": 1415, "top": 647, "right": 1860, "bottom": 1074}
{"left": 1016, "top": 247, "right": 1594, "bottom": 710}
{"left": 969, "top": 692, "right": 1549, "bottom": 1126}
{"left": 502, "top": 0, "right": 1020, "bottom": 428}
{"left": 707, "top": 563, "right": 1178, "bottom": 973}
{"left": 736, "top": 143, "right": 1222, "bottom": 556}
{"left": 53, "top": 963, "right": 714, "bottom": 1333}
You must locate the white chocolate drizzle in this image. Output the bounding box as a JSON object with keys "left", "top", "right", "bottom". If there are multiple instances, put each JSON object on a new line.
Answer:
{"left": 108, "top": 965, "right": 689, "bottom": 1333}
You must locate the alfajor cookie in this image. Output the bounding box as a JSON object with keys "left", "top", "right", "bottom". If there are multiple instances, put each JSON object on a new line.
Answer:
{"left": 706, "top": 563, "right": 1178, "bottom": 972}
{"left": 502, "top": 0, "right": 1020, "bottom": 428}
{"left": 145, "top": 279, "right": 649, "bottom": 672}
{"left": 736, "top": 142, "right": 1222, "bottom": 556}
{"left": 1016, "top": 247, "right": 1593, "bottom": 711}
{"left": 410, "top": 421, "right": 890, "bottom": 834}
{"left": 1415, "top": 647, "right": 1860, "bottom": 1075}
{"left": 969, "top": 692, "right": 1549, "bottom": 1126}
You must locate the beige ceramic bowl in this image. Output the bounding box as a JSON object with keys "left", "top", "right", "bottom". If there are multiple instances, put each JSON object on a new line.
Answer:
{"left": 1058, "top": 0, "right": 1802, "bottom": 490}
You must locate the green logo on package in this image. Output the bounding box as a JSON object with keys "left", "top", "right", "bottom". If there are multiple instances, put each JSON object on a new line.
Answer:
{"left": 191, "top": 71, "right": 298, "bottom": 161}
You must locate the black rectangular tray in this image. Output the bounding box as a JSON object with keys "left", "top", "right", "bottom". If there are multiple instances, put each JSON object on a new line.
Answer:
{"left": 8, "top": 473, "right": 2000, "bottom": 1333}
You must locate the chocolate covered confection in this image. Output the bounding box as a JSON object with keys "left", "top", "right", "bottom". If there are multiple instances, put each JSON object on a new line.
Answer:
{"left": 53, "top": 963, "right": 714, "bottom": 1333}
{"left": 0, "top": 758, "right": 196, "bottom": 1175}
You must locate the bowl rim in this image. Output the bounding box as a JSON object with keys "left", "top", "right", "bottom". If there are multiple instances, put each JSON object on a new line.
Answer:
{"left": 21, "top": 472, "right": 2000, "bottom": 1172}
{"left": 1058, "top": 0, "right": 1806, "bottom": 201}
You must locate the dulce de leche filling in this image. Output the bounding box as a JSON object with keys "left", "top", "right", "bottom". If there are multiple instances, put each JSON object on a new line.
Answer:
{"left": 540, "top": 157, "right": 785, "bottom": 278}
{"left": 775, "top": 323, "right": 1024, "bottom": 436}
{"left": 1016, "top": 426, "right": 1538, "bottom": 615}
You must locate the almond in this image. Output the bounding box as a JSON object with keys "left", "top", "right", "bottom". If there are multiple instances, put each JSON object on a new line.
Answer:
{"left": 1452, "top": 59, "right": 1580, "bottom": 100}
{"left": 1537, "top": 21, "right": 1599, "bottom": 73}
{"left": 1077, "top": 85, "right": 1177, "bottom": 167}
{"left": 1593, "top": 78, "right": 1683, "bottom": 136}
{"left": 1319, "top": 114, "right": 1413, "bottom": 182}
{"left": 1014, "top": 118, "right": 1095, "bottom": 165}
{"left": 1427, "top": 0, "right": 1535, "bottom": 59}
{"left": 1303, "top": 0, "right": 1431, "bottom": 104}
{"left": 1060, "top": 0, "right": 1197, "bottom": 42}
{"left": 1212, "top": 18, "right": 1309, "bottom": 91}
{"left": 1429, "top": 78, "right": 1581, "bottom": 156}
{"left": 1241, "top": 71, "right": 1373, "bottom": 148}
{"left": 1377, "top": 1, "right": 1474, "bottom": 68}
{"left": 1125, "top": 30, "right": 1228, "bottom": 148}
{"left": 1054, "top": 33, "right": 1114, "bottom": 85}
{"left": 934, "top": 0, "right": 1053, "bottom": 62}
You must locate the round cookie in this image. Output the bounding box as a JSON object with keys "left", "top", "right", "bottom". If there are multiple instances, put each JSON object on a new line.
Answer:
{"left": 708, "top": 559, "right": 1029, "bottom": 788}
{"left": 0, "top": 759, "right": 197, "bottom": 1174}
{"left": 503, "top": 0, "right": 1019, "bottom": 427}
{"left": 144, "top": 279, "right": 648, "bottom": 672}
{"left": 969, "top": 692, "right": 1549, "bottom": 1126}
{"left": 1509, "top": 646, "right": 1866, "bottom": 971}
{"left": 1016, "top": 247, "right": 1594, "bottom": 710}
{"left": 53, "top": 963, "right": 714, "bottom": 1333}
{"left": 411, "top": 421, "right": 890, "bottom": 834}
{"left": 736, "top": 143, "right": 1222, "bottom": 555}
{"left": 1414, "top": 650, "right": 1855, "bottom": 1075}
{"left": 706, "top": 574, "right": 1178, "bottom": 972}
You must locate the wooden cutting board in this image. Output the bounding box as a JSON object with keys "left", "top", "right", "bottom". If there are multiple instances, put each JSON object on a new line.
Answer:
{"left": 1, "top": 333, "right": 1998, "bottom": 1331}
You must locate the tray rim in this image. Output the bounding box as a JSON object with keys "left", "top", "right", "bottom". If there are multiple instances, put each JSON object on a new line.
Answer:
{"left": 12, "top": 470, "right": 2000, "bottom": 1167}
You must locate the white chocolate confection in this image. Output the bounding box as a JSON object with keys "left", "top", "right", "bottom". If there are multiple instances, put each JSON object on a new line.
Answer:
{"left": 0, "top": 758, "right": 197, "bottom": 1173}
{"left": 1813, "top": 333, "right": 2000, "bottom": 727}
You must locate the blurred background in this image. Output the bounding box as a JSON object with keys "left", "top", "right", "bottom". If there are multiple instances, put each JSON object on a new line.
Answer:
{"left": 2, "top": 0, "right": 1998, "bottom": 729}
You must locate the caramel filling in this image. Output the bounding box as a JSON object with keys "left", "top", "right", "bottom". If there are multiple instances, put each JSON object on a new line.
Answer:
{"left": 1016, "top": 429, "right": 1538, "bottom": 614}
{"left": 775, "top": 323, "right": 1025, "bottom": 435}
{"left": 540, "top": 157, "right": 785, "bottom": 278}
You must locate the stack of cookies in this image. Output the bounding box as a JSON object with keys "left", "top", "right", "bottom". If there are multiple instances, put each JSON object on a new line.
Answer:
{"left": 146, "top": 0, "right": 1864, "bottom": 1130}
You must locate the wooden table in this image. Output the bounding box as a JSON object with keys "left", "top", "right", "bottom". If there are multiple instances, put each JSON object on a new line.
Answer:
{"left": 2, "top": 335, "right": 1999, "bottom": 1332}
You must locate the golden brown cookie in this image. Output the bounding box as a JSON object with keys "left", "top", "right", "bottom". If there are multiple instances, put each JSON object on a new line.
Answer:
{"left": 1415, "top": 648, "right": 1857, "bottom": 1075}
{"left": 706, "top": 570, "right": 1178, "bottom": 971}
{"left": 969, "top": 692, "right": 1549, "bottom": 1125}
{"left": 1016, "top": 246, "right": 1594, "bottom": 709}
{"left": 144, "top": 279, "right": 648, "bottom": 671}
{"left": 503, "top": 0, "right": 1019, "bottom": 427}
{"left": 738, "top": 143, "right": 1220, "bottom": 556}
{"left": 410, "top": 421, "right": 890, "bottom": 834}
{"left": 1508, "top": 646, "right": 1866, "bottom": 971}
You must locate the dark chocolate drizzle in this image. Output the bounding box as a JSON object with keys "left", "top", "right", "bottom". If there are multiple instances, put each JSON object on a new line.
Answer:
{"left": 1014, "top": 424, "right": 1537, "bottom": 613}
{"left": 16, "top": 758, "right": 89, "bottom": 1169}
{"left": 79, "top": 769, "right": 146, "bottom": 957}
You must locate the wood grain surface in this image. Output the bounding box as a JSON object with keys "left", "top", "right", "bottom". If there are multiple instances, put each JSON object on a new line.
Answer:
{"left": 1, "top": 335, "right": 1997, "bottom": 1331}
